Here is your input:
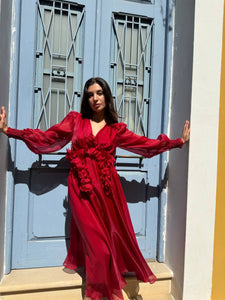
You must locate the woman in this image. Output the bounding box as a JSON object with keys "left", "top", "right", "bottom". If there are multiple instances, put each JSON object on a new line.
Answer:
{"left": 0, "top": 77, "right": 190, "bottom": 300}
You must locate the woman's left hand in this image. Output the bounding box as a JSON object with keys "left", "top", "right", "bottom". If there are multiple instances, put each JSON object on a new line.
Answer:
{"left": 181, "top": 120, "right": 190, "bottom": 144}
{"left": 0, "top": 106, "right": 8, "bottom": 134}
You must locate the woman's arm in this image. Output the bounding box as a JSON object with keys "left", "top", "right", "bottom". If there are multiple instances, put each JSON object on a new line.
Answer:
{"left": 116, "top": 121, "right": 190, "bottom": 158}
{"left": 0, "top": 106, "right": 78, "bottom": 154}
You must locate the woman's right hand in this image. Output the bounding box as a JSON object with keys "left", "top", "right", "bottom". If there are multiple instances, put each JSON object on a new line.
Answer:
{"left": 181, "top": 120, "right": 190, "bottom": 144}
{"left": 0, "top": 106, "right": 8, "bottom": 134}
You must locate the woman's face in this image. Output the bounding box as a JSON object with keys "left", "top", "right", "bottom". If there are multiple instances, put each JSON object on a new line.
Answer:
{"left": 87, "top": 83, "right": 106, "bottom": 115}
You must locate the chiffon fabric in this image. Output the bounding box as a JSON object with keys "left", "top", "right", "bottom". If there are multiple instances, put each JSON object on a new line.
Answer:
{"left": 6, "top": 111, "right": 183, "bottom": 300}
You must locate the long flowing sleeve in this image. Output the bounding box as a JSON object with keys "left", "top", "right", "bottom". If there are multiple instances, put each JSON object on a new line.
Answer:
{"left": 6, "top": 111, "right": 78, "bottom": 154}
{"left": 116, "top": 123, "right": 183, "bottom": 158}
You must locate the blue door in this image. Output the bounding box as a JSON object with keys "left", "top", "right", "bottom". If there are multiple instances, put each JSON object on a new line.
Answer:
{"left": 10, "top": 0, "right": 168, "bottom": 269}
{"left": 100, "top": 0, "right": 167, "bottom": 259}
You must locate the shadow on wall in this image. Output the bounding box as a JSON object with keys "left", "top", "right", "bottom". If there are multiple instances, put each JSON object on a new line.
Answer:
{"left": 7, "top": 142, "right": 168, "bottom": 250}
{"left": 8, "top": 142, "right": 168, "bottom": 199}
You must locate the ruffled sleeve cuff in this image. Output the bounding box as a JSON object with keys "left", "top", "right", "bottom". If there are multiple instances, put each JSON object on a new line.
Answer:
{"left": 174, "top": 137, "right": 184, "bottom": 149}
{"left": 5, "top": 127, "right": 25, "bottom": 139}
{"left": 156, "top": 134, "right": 184, "bottom": 149}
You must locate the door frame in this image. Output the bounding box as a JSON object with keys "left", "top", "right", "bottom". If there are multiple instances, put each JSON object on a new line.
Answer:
{"left": 5, "top": 0, "right": 175, "bottom": 273}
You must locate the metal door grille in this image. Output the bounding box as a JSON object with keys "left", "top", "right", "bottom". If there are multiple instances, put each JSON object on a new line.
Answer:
{"left": 34, "top": 0, "right": 84, "bottom": 130}
{"left": 110, "top": 13, "right": 153, "bottom": 136}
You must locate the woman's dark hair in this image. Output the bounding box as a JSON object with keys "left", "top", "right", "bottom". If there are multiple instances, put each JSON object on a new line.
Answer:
{"left": 80, "top": 77, "right": 118, "bottom": 124}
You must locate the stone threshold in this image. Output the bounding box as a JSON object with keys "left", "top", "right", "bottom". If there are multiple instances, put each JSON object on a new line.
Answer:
{"left": 0, "top": 261, "right": 173, "bottom": 295}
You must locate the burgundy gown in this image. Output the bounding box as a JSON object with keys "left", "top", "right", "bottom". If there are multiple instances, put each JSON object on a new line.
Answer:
{"left": 6, "top": 111, "right": 183, "bottom": 300}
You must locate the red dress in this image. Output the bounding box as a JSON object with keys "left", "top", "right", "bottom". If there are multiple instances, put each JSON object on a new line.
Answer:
{"left": 6, "top": 111, "right": 183, "bottom": 300}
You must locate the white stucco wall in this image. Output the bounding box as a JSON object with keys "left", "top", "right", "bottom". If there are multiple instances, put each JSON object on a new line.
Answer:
{"left": 0, "top": 0, "right": 13, "bottom": 282}
{"left": 182, "top": 1, "right": 224, "bottom": 299}
{"left": 166, "top": 1, "right": 224, "bottom": 300}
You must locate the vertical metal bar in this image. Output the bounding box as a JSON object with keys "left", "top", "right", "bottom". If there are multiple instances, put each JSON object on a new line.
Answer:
{"left": 58, "top": 2, "right": 62, "bottom": 53}
{"left": 111, "top": 16, "right": 117, "bottom": 107}
{"left": 123, "top": 18, "right": 127, "bottom": 121}
{"left": 34, "top": 3, "right": 40, "bottom": 128}
{"left": 93, "top": 0, "right": 102, "bottom": 75}
{"left": 56, "top": 89, "right": 59, "bottom": 123}
{"left": 70, "top": 9, "right": 75, "bottom": 111}
{"left": 130, "top": 16, "right": 133, "bottom": 64}
{"left": 117, "top": 22, "right": 122, "bottom": 116}
{"left": 116, "top": 21, "right": 121, "bottom": 115}
{"left": 72, "top": 11, "right": 76, "bottom": 111}
{"left": 115, "top": 20, "right": 118, "bottom": 112}
{"left": 64, "top": 4, "right": 69, "bottom": 115}
{"left": 49, "top": 1, "right": 55, "bottom": 128}
{"left": 114, "top": 16, "right": 121, "bottom": 113}
{"left": 134, "top": 17, "right": 138, "bottom": 133}
{"left": 75, "top": 13, "right": 78, "bottom": 111}
{"left": 49, "top": 88, "right": 52, "bottom": 127}
{"left": 66, "top": 15, "right": 69, "bottom": 113}
{"left": 118, "top": 21, "right": 121, "bottom": 114}
{"left": 79, "top": 11, "right": 85, "bottom": 110}
{"left": 147, "top": 23, "right": 153, "bottom": 138}
{"left": 136, "top": 18, "right": 141, "bottom": 134}
{"left": 128, "top": 96, "right": 131, "bottom": 129}
{"left": 36, "top": 4, "right": 42, "bottom": 128}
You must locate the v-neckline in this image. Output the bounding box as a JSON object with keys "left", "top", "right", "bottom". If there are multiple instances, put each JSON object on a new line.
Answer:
{"left": 89, "top": 119, "right": 107, "bottom": 138}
